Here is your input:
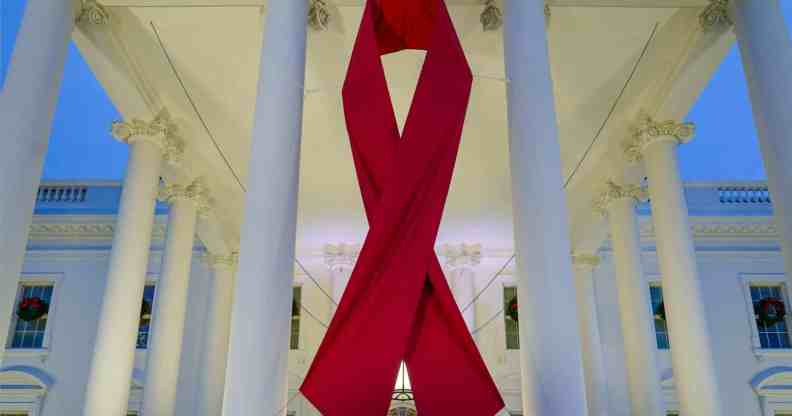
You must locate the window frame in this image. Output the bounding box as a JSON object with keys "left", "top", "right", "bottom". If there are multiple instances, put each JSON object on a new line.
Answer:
{"left": 5, "top": 274, "right": 62, "bottom": 357}
{"left": 502, "top": 285, "right": 520, "bottom": 351}
{"left": 136, "top": 279, "right": 158, "bottom": 351}
{"left": 648, "top": 279, "right": 670, "bottom": 351}
{"left": 290, "top": 285, "right": 302, "bottom": 351}
{"left": 739, "top": 273, "right": 792, "bottom": 358}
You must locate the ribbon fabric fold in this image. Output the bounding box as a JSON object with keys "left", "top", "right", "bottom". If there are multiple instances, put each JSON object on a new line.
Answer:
{"left": 300, "top": 0, "right": 504, "bottom": 414}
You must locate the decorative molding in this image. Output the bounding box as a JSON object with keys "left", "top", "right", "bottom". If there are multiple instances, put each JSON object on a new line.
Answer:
{"left": 205, "top": 252, "right": 239, "bottom": 268}
{"left": 28, "top": 221, "right": 167, "bottom": 241}
{"left": 308, "top": 0, "right": 331, "bottom": 31}
{"left": 572, "top": 253, "right": 601, "bottom": 270}
{"left": 624, "top": 114, "right": 695, "bottom": 162}
{"left": 76, "top": 0, "right": 110, "bottom": 25}
{"left": 481, "top": 0, "right": 502, "bottom": 32}
{"left": 639, "top": 219, "right": 778, "bottom": 239}
{"left": 111, "top": 109, "right": 184, "bottom": 164}
{"left": 439, "top": 243, "right": 482, "bottom": 268}
{"left": 158, "top": 178, "right": 212, "bottom": 216}
{"left": 593, "top": 180, "right": 647, "bottom": 215}
{"left": 700, "top": 0, "right": 732, "bottom": 31}
{"left": 323, "top": 243, "right": 360, "bottom": 269}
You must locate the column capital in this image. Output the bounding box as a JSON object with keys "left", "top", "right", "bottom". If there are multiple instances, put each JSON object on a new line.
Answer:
{"left": 158, "top": 178, "right": 213, "bottom": 216}
{"left": 593, "top": 180, "right": 647, "bottom": 216}
{"left": 323, "top": 243, "right": 360, "bottom": 270}
{"left": 439, "top": 243, "right": 482, "bottom": 269}
{"left": 111, "top": 109, "right": 185, "bottom": 164}
{"left": 624, "top": 114, "right": 695, "bottom": 162}
{"left": 481, "top": 0, "right": 502, "bottom": 31}
{"left": 205, "top": 252, "right": 239, "bottom": 269}
{"left": 571, "top": 253, "right": 601, "bottom": 272}
{"left": 76, "top": 1, "right": 110, "bottom": 25}
{"left": 308, "top": 0, "right": 331, "bottom": 31}
{"left": 700, "top": 0, "right": 732, "bottom": 31}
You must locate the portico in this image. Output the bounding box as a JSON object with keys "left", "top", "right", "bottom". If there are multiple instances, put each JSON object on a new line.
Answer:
{"left": 0, "top": 0, "right": 789, "bottom": 415}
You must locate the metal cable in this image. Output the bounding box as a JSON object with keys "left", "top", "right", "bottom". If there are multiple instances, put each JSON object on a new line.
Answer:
{"left": 461, "top": 254, "right": 515, "bottom": 313}
{"left": 295, "top": 258, "right": 338, "bottom": 306}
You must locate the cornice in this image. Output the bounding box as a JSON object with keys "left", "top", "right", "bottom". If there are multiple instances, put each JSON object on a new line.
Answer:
{"left": 28, "top": 220, "right": 167, "bottom": 241}
{"left": 639, "top": 217, "right": 778, "bottom": 239}
{"left": 308, "top": 0, "right": 331, "bottom": 31}
{"left": 700, "top": 0, "right": 732, "bottom": 31}
{"left": 111, "top": 109, "right": 184, "bottom": 164}
{"left": 593, "top": 180, "right": 646, "bottom": 216}
{"left": 624, "top": 114, "right": 695, "bottom": 162}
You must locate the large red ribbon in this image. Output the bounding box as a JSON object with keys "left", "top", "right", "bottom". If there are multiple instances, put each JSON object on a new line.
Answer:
{"left": 300, "top": 0, "right": 504, "bottom": 414}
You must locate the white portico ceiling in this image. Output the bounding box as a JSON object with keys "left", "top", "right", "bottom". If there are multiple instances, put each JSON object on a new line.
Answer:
{"left": 74, "top": 0, "right": 733, "bottom": 254}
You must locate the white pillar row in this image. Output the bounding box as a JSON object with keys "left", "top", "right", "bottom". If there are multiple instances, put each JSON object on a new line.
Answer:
{"left": 323, "top": 243, "right": 360, "bottom": 309}
{"left": 141, "top": 179, "right": 211, "bottom": 416}
{"left": 503, "top": 0, "right": 589, "bottom": 414}
{"left": 197, "top": 252, "right": 238, "bottom": 416}
{"left": 570, "top": 253, "right": 610, "bottom": 416}
{"left": 439, "top": 243, "right": 481, "bottom": 332}
{"left": 729, "top": 0, "right": 792, "bottom": 284}
{"left": 222, "top": 0, "right": 308, "bottom": 413}
{"left": 0, "top": 0, "right": 75, "bottom": 355}
{"left": 625, "top": 116, "right": 723, "bottom": 416}
{"left": 595, "top": 181, "right": 665, "bottom": 416}
{"left": 82, "top": 111, "right": 184, "bottom": 416}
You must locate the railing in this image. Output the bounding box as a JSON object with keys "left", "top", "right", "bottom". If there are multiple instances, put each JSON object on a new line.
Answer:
{"left": 36, "top": 185, "right": 88, "bottom": 203}
{"left": 717, "top": 185, "right": 772, "bottom": 205}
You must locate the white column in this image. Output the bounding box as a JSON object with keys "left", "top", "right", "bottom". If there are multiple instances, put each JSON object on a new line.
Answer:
{"left": 440, "top": 243, "right": 481, "bottom": 332}
{"left": 222, "top": 0, "right": 308, "bottom": 413}
{"left": 323, "top": 243, "right": 359, "bottom": 308}
{"left": 198, "top": 252, "right": 238, "bottom": 416}
{"left": 595, "top": 181, "right": 665, "bottom": 416}
{"left": 82, "top": 111, "right": 184, "bottom": 416}
{"left": 571, "top": 254, "right": 610, "bottom": 416}
{"left": 625, "top": 116, "right": 723, "bottom": 415}
{"left": 503, "top": 0, "right": 588, "bottom": 414}
{"left": 141, "top": 179, "right": 210, "bottom": 416}
{"left": 729, "top": 0, "right": 792, "bottom": 283}
{"left": 0, "top": 0, "right": 74, "bottom": 354}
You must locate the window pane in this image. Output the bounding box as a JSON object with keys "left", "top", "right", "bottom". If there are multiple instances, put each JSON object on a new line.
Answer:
{"left": 750, "top": 284, "right": 791, "bottom": 349}
{"left": 503, "top": 286, "right": 519, "bottom": 350}
{"left": 9, "top": 284, "right": 53, "bottom": 349}
{"left": 137, "top": 285, "right": 156, "bottom": 349}
{"left": 650, "top": 285, "right": 670, "bottom": 350}
{"left": 290, "top": 287, "right": 301, "bottom": 350}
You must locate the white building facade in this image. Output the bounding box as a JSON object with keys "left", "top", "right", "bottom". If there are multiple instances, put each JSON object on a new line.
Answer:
{"left": 1, "top": 0, "right": 792, "bottom": 415}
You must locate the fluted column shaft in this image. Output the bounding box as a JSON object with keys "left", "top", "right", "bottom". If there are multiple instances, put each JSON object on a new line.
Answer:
{"left": 0, "top": 0, "right": 73, "bottom": 354}
{"left": 222, "top": 0, "right": 308, "bottom": 413}
{"left": 504, "top": 0, "right": 588, "bottom": 413}
{"left": 198, "top": 253, "right": 238, "bottom": 416}
{"left": 141, "top": 180, "right": 208, "bottom": 416}
{"left": 597, "top": 182, "right": 665, "bottom": 416}
{"left": 629, "top": 118, "right": 723, "bottom": 416}
{"left": 730, "top": 0, "right": 792, "bottom": 284}
{"left": 571, "top": 254, "right": 610, "bottom": 416}
{"left": 83, "top": 113, "right": 183, "bottom": 416}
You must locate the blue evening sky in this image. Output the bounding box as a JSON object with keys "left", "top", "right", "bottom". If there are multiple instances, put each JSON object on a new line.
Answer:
{"left": 2, "top": 1, "right": 792, "bottom": 181}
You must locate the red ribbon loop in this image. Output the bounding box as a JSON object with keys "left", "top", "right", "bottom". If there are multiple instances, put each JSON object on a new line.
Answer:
{"left": 300, "top": 1, "right": 504, "bottom": 414}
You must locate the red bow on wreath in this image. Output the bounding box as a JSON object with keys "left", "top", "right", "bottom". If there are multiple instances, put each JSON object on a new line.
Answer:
{"left": 17, "top": 297, "right": 49, "bottom": 322}
{"left": 756, "top": 297, "right": 786, "bottom": 326}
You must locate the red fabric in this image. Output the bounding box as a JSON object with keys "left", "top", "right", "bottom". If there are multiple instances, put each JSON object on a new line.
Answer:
{"left": 300, "top": 0, "right": 504, "bottom": 414}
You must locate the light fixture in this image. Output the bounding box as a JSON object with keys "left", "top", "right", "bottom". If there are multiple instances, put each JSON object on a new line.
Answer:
{"left": 392, "top": 361, "right": 413, "bottom": 402}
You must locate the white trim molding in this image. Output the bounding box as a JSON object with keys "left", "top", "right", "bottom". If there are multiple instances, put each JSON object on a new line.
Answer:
{"left": 0, "top": 365, "right": 53, "bottom": 416}
{"left": 752, "top": 366, "right": 792, "bottom": 416}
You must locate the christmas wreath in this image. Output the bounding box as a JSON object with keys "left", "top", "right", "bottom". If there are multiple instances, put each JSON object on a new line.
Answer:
{"left": 653, "top": 302, "right": 666, "bottom": 322}
{"left": 140, "top": 299, "right": 152, "bottom": 327}
{"left": 506, "top": 297, "right": 518, "bottom": 322}
{"left": 16, "top": 297, "right": 49, "bottom": 322}
{"left": 756, "top": 297, "right": 786, "bottom": 326}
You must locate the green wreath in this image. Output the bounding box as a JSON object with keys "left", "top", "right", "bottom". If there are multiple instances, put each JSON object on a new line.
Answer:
{"left": 506, "top": 297, "right": 518, "bottom": 322}
{"left": 756, "top": 297, "right": 786, "bottom": 327}
{"left": 16, "top": 297, "right": 49, "bottom": 322}
{"left": 139, "top": 299, "right": 152, "bottom": 327}
{"left": 653, "top": 302, "right": 666, "bottom": 322}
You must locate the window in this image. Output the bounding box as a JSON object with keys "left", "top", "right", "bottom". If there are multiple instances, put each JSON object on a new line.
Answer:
{"left": 750, "top": 285, "right": 791, "bottom": 349}
{"left": 137, "top": 285, "right": 156, "bottom": 349}
{"left": 290, "top": 286, "right": 301, "bottom": 350}
{"left": 9, "top": 284, "right": 53, "bottom": 349}
{"left": 650, "top": 285, "right": 670, "bottom": 350}
{"left": 503, "top": 286, "right": 519, "bottom": 350}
